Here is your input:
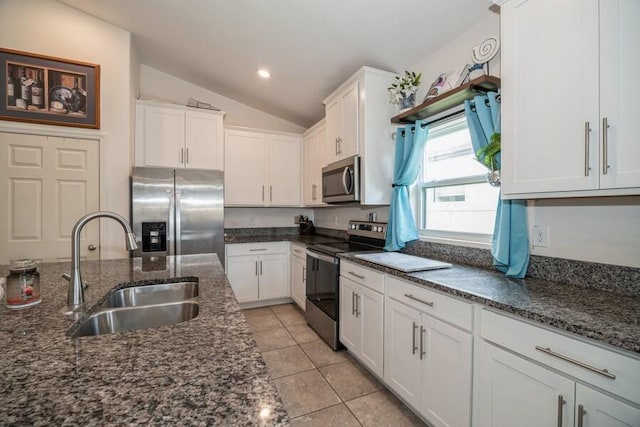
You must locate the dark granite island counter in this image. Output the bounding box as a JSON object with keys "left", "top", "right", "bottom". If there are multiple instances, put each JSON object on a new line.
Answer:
{"left": 0, "top": 254, "right": 289, "bottom": 426}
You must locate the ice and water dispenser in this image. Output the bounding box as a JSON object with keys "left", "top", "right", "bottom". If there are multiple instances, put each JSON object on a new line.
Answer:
{"left": 141, "top": 222, "right": 167, "bottom": 253}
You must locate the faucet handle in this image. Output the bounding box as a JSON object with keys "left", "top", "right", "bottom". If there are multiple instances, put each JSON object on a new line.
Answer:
{"left": 62, "top": 273, "right": 89, "bottom": 290}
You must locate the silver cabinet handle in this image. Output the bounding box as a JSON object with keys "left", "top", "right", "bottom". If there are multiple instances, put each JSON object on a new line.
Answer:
{"left": 180, "top": 147, "right": 184, "bottom": 164}
{"left": 335, "top": 137, "right": 339, "bottom": 155}
{"left": 185, "top": 147, "right": 189, "bottom": 164}
{"left": 337, "top": 137, "right": 342, "bottom": 154}
{"left": 577, "top": 404, "right": 586, "bottom": 427}
{"left": 312, "top": 184, "right": 316, "bottom": 201}
{"left": 270, "top": 185, "right": 273, "bottom": 202}
{"left": 355, "top": 293, "right": 360, "bottom": 318}
{"left": 259, "top": 260, "right": 263, "bottom": 276}
{"left": 411, "top": 322, "right": 418, "bottom": 355}
{"left": 351, "top": 290, "right": 356, "bottom": 315}
{"left": 419, "top": 326, "right": 426, "bottom": 360}
{"left": 262, "top": 185, "right": 265, "bottom": 202}
{"left": 302, "top": 266, "right": 306, "bottom": 282}
{"left": 602, "top": 117, "right": 610, "bottom": 175}
{"left": 535, "top": 346, "right": 616, "bottom": 379}
{"left": 348, "top": 271, "right": 365, "bottom": 280}
{"left": 255, "top": 261, "right": 258, "bottom": 276}
{"left": 584, "top": 122, "right": 591, "bottom": 176}
{"left": 557, "top": 395, "right": 565, "bottom": 427}
{"left": 249, "top": 248, "right": 267, "bottom": 252}
{"left": 404, "top": 293, "right": 434, "bottom": 307}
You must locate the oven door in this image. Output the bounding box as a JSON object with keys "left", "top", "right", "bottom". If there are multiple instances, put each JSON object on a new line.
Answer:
{"left": 306, "top": 249, "right": 339, "bottom": 320}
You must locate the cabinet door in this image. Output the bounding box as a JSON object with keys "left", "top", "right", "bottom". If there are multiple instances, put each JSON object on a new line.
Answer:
{"left": 185, "top": 111, "right": 223, "bottom": 170}
{"left": 420, "top": 315, "right": 472, "bottom": 427}
{"left": 268, "top": 135, "right": 301, "bottom": 206}
{"left": 303, "top": 131, "right": 321, "bottom": 205}
{"left": 477, "top": 342, "right": 575, "bottom": 427}
{"left": 384, "top": 297, "right": 421, "bottom": 408}
{"left": 575, "top": 383, "right": 640, "bottom": 427}
{"left": 290, "top": 254, "right": 306, "bottom": 310}
{"left": 501, "top": 0, "right": 600, "bottom": 195}
{"left": 358, "top": 285, "right": 384, "bottom": 378}
{"left": 599, "top": 0, "right": 640, "bottom": 189}
{"left": 259, "top": 253, "right": 289, "bottom": 300}
{"left": 224, "top": 130, "right": 268, "bottom": 205}
{"left": 339, "top": 277, "right": 360, "bottom": 352}
{"left": 338, "top": 80, "right": 359, "bottom": 160}
{"left": 141, "top": 105, "right": 185, "bottom": 168}
{"left": 226, "top": 255, "right": 259, "bottom": 303}
{"left": 325, "top": 97, "right": 341, "bottom": 164}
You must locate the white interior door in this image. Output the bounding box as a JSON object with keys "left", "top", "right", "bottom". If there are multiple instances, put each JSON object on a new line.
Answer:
{"left": 0, "top": 132, "right": 100, "bottom": 264}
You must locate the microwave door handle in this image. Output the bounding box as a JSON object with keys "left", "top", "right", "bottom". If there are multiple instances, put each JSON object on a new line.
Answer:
{"left": 342, "top": 166, "right": 353, "bottom": 194}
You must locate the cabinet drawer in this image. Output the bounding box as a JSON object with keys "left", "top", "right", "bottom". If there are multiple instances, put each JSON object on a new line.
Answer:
{"left": 340, "top": 260, "right": 384, "bottom": 293}
{"left": 481, "top": 309, "right": 640, "bottom": 404}
{"left": 290, "top": 243, "right": 306, "bottom": 260}
{"left": 385, "top": 276, "right": 472, "bottom": 331}
{"left": 226, "top": 242, "right": 288, "bottom": 256}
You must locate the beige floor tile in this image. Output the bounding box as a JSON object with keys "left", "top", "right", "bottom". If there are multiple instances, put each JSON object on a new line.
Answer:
{"left": 252, "top": 326, "right": 297, "bottom": 352}
{"left": 345, "top": 390, "right": 426, "bottom": 427}
{"left": 245, "top": 313, "right": 283, "bottom": 333}
{"left": 270, "top": 303, "right": 300, "bottom": 314}
{"left": 285, "top": 323, "right": 320, "bottom": 344}
{"left": 242, "top": 306, "right": 273, "bottom": 319}
{"left": 300, "top": 340, "right": 348, "bottom": 368}
{"left": 274, "top": 370, "right": 341, "bottom": 418}
{"left": 290, "top": 403, "right": 360, "bottom": 427}
{"left": 319, "top": 360, "right": 383, "bottom": 401}
{"left": 275, "top": 309, "right": 307, "bottom": 326}
{"left": 261, "top": 345, "right": 315, "bottom": 378}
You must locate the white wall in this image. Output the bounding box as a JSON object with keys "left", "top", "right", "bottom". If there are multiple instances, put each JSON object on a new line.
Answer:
{"left": 320, "top": 12, "right": 640, "bottom": 268}
{"left": 225, "top": 208, "right": 314, "bottom": 228}
{"left": 0, "top": 0, "right": 134, "bottom": 259}
{"left": 139, "top": 65, "right": 306, "bottom": 134}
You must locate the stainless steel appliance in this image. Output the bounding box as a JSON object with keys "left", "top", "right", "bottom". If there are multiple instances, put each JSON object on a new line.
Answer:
{"left": 322, "top": 155, "right": 360, "bottom": 204}
{"left": 305, "top": 220, "right": 387, "bottom": 350}
{"left": 130, "top": 167, "right": 224, "bottom": 262}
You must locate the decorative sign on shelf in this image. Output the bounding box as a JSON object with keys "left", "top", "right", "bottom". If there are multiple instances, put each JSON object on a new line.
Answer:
{"left": 0, "top": 48, "right": 100, "bottom": 129}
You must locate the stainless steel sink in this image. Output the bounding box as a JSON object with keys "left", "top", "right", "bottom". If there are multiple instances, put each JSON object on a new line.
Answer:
{"left": 100, "top": 281, "right": 198, "bottom": 308}
{"left": 69, "top": 300, "right": 199, "bottom": 338}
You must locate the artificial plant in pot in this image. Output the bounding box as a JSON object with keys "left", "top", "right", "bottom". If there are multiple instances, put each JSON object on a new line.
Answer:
{"left": 476, "top": 132, "right": 501, "bottom": 186}
{"left": 388, "top": 70, "right": 422, "bottom": 111}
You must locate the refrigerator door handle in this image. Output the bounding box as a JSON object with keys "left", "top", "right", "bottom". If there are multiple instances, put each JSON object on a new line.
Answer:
{"left": 167, "top": 190, "right": 175, "bottom": 256}
{"left": 175, "top": 189, "right": 182, "bottom": 255}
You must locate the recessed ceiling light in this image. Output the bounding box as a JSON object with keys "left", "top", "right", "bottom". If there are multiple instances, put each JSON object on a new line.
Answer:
{"left": 257, "top": 68, "right": 271, "bottom": 79}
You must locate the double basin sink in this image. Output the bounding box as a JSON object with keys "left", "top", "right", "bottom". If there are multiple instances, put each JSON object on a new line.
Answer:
{"left": 67, "top": 279, "right": 199, "bottom": 338}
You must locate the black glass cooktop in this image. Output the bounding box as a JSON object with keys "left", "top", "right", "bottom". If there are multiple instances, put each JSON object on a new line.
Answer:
{"left": 308, "top": 241, "right": 381, "bottom": 257}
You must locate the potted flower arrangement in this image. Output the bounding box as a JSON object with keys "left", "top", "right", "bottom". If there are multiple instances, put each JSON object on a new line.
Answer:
{"left": 388, "top": 70, "right": 422, "bottom": 111}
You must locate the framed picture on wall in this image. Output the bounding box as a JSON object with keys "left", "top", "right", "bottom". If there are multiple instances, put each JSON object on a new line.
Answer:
{"left": 0, "top": 48, "right": 100, "bottom": 129}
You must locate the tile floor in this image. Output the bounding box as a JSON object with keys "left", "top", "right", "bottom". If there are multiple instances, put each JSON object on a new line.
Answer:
{"left": 243, "top": 303, "right": 427, "bottom": 427}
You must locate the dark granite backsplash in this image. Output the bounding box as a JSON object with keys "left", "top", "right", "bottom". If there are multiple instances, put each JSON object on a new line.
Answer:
{"left": 402, "top": 239, "right": 640, "bottom": 297}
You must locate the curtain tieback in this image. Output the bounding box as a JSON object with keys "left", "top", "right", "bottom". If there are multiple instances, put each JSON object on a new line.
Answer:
{"left": 391, "top": 183, "right": 407, "bottom": 188}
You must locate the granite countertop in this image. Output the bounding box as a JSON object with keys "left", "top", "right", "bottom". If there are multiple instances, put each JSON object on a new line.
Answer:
{"left": 225, "top": 234, "right": 344, "bottom": 245}
{"left": 340, "top": 254, "right": 640, "bottom": 355}
{"left": 0, "top": 254, "right": 289, "bottom": 425}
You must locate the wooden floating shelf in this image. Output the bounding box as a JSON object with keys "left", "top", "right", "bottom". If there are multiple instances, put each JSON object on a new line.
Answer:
{"left": 391, "top": 75, "right": 501, "bottom": 124}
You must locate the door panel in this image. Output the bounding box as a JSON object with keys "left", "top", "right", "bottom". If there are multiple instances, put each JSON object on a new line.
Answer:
{"left": 0, "top": 133, "right": 99, "bottom": 264}
{"left": 575, "top": 383, "right": 640, "bottom": 427}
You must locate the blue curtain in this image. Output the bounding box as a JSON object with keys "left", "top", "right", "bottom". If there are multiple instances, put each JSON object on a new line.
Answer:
{"left": 384, "top": 120, "right": 429, "bottom": 251}
{"left": 464, "top": 92, "right": 529, "bottom": 278}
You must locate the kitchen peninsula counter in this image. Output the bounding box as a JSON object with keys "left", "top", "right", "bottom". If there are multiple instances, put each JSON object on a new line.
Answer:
{"left": 340, "top": 253, "right": 640, "bottom": 355}
{"left": 0, "top": 254, "right": 289, "bottom": 425}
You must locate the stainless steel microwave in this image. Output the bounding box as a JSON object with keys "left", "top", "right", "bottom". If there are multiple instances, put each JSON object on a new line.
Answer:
{"left": 322, "top": 155, "right": 360, "bottom": 204}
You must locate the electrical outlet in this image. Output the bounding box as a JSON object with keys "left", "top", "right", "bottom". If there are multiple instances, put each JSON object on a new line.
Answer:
{"left": 249, "top": 216, "right": 255, "bottom": 225}
{"left": 533, "top": 225, "right": 549, "bottom": 248}
{"left": 333, "top": 215, "right": 338, "bottom": 226}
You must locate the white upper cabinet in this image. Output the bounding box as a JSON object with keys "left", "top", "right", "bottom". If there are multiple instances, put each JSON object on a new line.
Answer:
{"left": 323, "top": 67, "right": 398, "bottom": 205}
{"left": 501, "top": 0, "right": 640, "bottom": 198}
{"left": 303, "top": 119, "right": 326, "bottom": 206}
{"left": 224, "top": 128, "right": 301, "bottom": 206}
{"left": 135, "top": 100, "right": 224, "bottom": 170}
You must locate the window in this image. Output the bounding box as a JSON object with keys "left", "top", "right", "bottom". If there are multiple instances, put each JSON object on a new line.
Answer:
{"left": 417, "top": 114, "right": 499, "bottom": 242}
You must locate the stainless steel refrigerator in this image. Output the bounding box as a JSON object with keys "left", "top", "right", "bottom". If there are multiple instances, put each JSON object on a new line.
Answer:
{"left": 130, "top": 166, "right": 224, "bottom": 262}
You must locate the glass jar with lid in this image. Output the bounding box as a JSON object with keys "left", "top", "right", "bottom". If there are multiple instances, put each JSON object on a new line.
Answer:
{"left": 6, "top": 259, "right": 41, "bottom": 309}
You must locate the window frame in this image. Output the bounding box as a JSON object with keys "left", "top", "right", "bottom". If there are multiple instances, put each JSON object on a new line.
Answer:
{"left": 415, "top": 112, "right": 497, "bottom": 247}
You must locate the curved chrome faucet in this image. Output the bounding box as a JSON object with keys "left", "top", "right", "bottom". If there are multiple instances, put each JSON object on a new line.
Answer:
{"left": 64, "top": 211, "right": 138, "bottom": 315}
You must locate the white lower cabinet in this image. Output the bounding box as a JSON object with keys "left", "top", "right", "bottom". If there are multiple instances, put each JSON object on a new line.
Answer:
{"left": 290, "top": 243, "right": 306, "bottom": 310}
{"left": 225, "top": 242, "right": 289, "bottom": 304}
{"left": 339, "top": 261, "right": 384, "bottom": 378}
{"left": 384, "top": 277, "right": 472, "bottom": 427}
{"left": 477, "top": 309, "right": 640, "bottom": 427}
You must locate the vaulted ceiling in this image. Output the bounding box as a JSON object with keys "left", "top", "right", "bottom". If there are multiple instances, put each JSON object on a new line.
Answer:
{"left": 58, "top": 0, "right": 493, "bottom": 128}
